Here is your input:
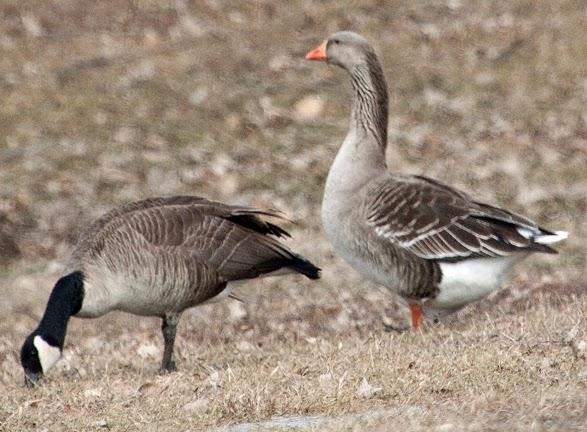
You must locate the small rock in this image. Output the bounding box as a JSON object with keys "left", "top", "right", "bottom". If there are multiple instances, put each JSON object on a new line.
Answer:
{"left": 210, "top": 154, "right": 234, "bottom": 176}
{"left": 189, "top": 87, "right": 208, "bottom": 106}
{"left": 219, "top": 173, "right": 239, "bottom": 195}
{"left": 318, "top": 372, "right": 332, "bottom": 390}
{"left": 137, "top": 381, "right": 160, "bottom": 397}
{"left": 179, "top": 15, "right": 204, "bottom": 37}
{"left": 539, "top": 358, "right": 550, "bottom": 370}
{"left": 423, "top": 88, "right": 447, "bottom": 108}
{"left": 564, "top": 327, "right": 579, "bottom": 343}
{"left": 22, "top": 15, "right": 43, "bottom": 37}
{"left": 236, "top": 340, "right": 254, "bottom": 352}
{"left": 294, "top": 95, "right": 324, "bottom": 121}
{"left": 126, "top": 59, "right": 155, "bottom": 82}
{"left": 228, "top": 301, "right": 247, "bottom": 321}
{"left": 114, "top": 127, "right": 136, "bottom": 144}
{"left": 225, "top": 113, "right": 242, "bottom": 130}
{"left": 94, "top": 419, "right": 108, "bottom": 428}
{"left": 208, "top": 371, "right": 221, "bottom": 388}
{"left": 182, "top": 398, "right": 209, "bottom": 413}
{"left": 143, "top": 29, "right": 161, "bottom": 47}
{"left": 356, "top": 377, "right": 382, "bottom": 398}
{"left": 137, "top": 343, "right": 159, "bottom": 359}
{"left": 84, "top": 388, "right": 101, "bottom": 399}
{"left": 83, "top": 337, "right": 105, "bottom": 352}
{"left": 571, "top": 340, "right": 586, "bottom": 361}
{"left": 269, "top": 54, "right": 291, "bottom": 72}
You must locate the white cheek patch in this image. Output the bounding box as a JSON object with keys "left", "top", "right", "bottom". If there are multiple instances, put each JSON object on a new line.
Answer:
{"left": 33, "top": 335, "right": 61, "bottom": 373}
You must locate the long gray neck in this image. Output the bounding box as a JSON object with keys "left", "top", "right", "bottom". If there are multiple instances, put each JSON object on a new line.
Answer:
{"left": 348, "top": 52, "right": 389, "bottom": 157}
{"left": 322, "top": 53, "right": 390, "bottom": 203}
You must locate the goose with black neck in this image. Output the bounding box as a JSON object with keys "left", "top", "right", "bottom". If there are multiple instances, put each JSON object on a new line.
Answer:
{"left": 20, "top": 196, "right": 320, "bottom": 387}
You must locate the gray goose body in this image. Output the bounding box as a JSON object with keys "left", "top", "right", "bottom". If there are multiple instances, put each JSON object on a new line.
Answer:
{"left": 20, "top": 196, "right": 319, "bottom": 384}
{"left": 307, "top": 31, "right": 567, "bottom": 327}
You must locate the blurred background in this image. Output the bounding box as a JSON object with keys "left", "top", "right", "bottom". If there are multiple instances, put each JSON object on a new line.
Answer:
{"left": 0, "top": 0, "right": 585, "bottom": 377}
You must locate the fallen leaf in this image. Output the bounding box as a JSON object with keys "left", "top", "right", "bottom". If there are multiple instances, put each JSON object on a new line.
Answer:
{"left": 294, "top": 95, "right": 324, "bottom": 121}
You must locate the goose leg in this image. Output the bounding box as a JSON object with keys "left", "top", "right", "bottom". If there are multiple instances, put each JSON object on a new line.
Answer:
{"left": 409, "top": 304, "right": 423, "bottom": 329}
{"left": 161, "top": 313, "right": 181, "bottom": 372}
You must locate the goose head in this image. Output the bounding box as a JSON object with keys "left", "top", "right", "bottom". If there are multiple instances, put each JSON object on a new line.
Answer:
{"left": 20, "top": 334, "right": 61, "bottom": 387}
{"left": 305, "top": 31, "right": 375, "bottom": 70}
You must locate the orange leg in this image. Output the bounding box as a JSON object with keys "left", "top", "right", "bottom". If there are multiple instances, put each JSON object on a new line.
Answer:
{"left": 409, "top": 303, "right": 423, "bottom": 329}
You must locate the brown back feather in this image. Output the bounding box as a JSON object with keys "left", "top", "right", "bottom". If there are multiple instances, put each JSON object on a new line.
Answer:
{"left": 70, "top": 196, "right": 317, "bottom": 281}
{"left": 364, "top": 175, "right": 556, "bottom": 262}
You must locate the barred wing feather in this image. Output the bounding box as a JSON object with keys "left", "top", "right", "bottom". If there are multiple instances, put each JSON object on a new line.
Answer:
{"left": 365, "top": 176, "right": 556, "bottom": 262}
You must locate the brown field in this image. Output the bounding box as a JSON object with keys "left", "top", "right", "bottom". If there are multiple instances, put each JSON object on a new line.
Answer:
{"left": 0, "top": 1, "right": 585, "bottom": 431}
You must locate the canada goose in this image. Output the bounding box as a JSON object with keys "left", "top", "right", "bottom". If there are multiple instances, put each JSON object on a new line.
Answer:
{"left": 305, "top": 31, "right": 567, "bottom": 328}
{"left": 20, "top": 196, "right": 320, "bottom": 386}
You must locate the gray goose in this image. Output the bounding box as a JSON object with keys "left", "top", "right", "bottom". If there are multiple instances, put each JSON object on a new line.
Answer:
{"left": 305, "top": 31, "right": 567, "bottom": 328}
{"left": 20, "top": 196, "right": 320, "bottom": 385}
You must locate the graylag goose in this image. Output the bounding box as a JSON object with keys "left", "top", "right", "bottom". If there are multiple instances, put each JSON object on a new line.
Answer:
{"left": 20, "top": 196, "right": 320, "bottom": 385}
{"left": 305, "top": 31, "right": 567, "bottom": 329}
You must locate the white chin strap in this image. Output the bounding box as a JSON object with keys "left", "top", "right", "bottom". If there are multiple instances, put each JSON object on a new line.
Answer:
{"left": 33, "top": 335, "right": 61, "bottom": 373}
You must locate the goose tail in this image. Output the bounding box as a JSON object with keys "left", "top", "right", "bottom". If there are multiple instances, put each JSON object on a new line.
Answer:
{"left": 533, "top": 230, "right": 568, "bottom": 245}
{"left": 287, "top": 255, "right": 321, "bottom": 280}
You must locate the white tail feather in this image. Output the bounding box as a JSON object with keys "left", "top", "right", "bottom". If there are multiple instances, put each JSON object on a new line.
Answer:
{"left": 533, "top": 230, "right": 568, "bottom": 245}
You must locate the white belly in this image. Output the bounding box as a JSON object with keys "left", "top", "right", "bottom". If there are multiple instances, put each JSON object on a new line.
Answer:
{"left": 428, "top": 255, "right": 526, "bottom": 310}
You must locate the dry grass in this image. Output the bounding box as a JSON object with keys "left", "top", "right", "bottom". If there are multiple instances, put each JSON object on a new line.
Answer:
{"left": 1, "top": 278, "right": 585, "bottom": 431}
{"left": 0, "top": 0, "right": 586, "bottom": 430}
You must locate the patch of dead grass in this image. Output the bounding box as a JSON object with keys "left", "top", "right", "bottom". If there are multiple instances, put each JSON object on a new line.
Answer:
{"left": 0, "top": 263, "right": 585, "bottom": 430}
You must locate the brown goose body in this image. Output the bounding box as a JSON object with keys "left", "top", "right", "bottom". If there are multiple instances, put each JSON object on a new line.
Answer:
{"left": 307, "top": 32, "right": 567, "bottom": 327}
{"left": 69, "top": 195, "right": 317, "bottom": 317}
{"left": 20, "top": 196, "right": 319, "bottom": 384}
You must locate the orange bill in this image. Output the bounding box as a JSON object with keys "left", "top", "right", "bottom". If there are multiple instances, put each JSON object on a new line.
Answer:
{"left": 305, "top": 40, "right": 328, "bottom": 61}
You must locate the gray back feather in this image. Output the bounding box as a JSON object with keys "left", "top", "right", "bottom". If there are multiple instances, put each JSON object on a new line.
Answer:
{"left": 364, "top": 175, "right": 555, "bottom": 262}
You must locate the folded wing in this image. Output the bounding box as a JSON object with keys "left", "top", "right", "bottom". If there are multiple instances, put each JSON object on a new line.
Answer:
{"left": 75, "top": 196, "right": 319, "bottom": 281}
{"left": 364, "top": 176, "right": 558, "bottom": 262}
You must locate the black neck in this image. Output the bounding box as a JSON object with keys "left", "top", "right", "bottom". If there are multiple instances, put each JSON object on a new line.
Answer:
{"left": 349, "top": 52, "right": 389, "bottom": 152}
{"left": 35, "top": 271, "right": 84, "bottom": 349}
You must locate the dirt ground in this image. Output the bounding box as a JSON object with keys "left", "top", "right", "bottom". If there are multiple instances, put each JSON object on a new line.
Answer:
{"left": 0, "top": 1, "right": 585, "bottom": 431}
